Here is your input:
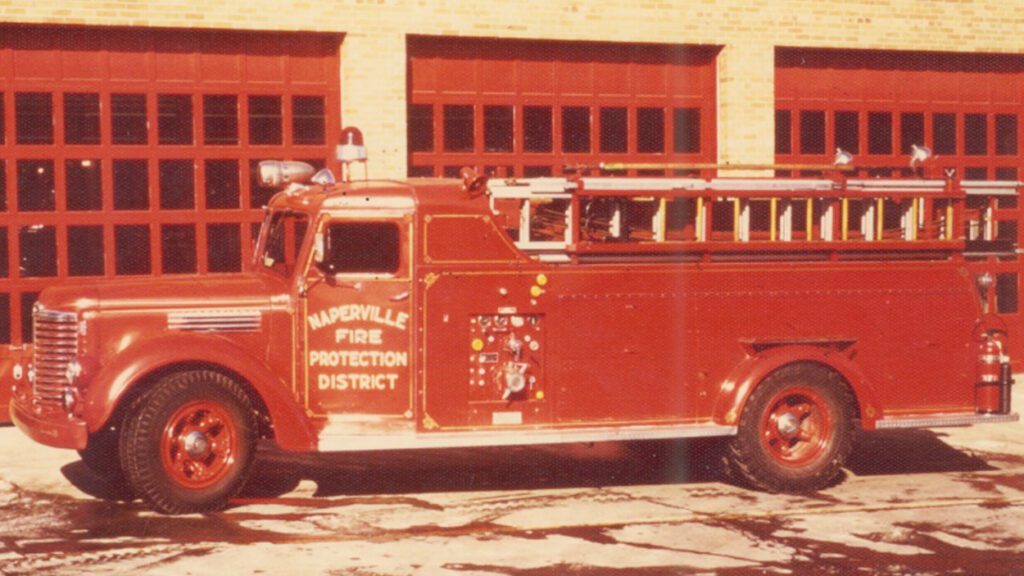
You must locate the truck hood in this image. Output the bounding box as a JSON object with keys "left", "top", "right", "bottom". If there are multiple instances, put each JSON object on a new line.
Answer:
{"left": 38, "top": 273, "right": 289, "bottom": 313}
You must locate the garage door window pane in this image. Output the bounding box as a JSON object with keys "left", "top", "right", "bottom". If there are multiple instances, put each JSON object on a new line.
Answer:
{"left": 443, "top": 105, "right": 474, "bottom": 152}
{"left": 996, "top": 115, "right": 1017, "bottom": 156}
{"left": 408, "top": 104, "right": 434, "bottom": 153}
{"left": 834, "top": 111, "right": 859, "bottom": 154}
{"left": 293, "top": 96, "right": 325, "bottom": 145}
{"left": 17, "top": 160, "right": 55, "bottom": 212}
{"left": 159, "top": 160, "right": 195, "bottom": 210}
{"left": 112, "top": 94, "right": 147, "bottom": 145}
{"left": 0, "top": 293, "right": 8, "bottom": 345}
{"left": 933, "top": 113, "right": 956, "bottom": 155}
{"left": 562, "top": 107, "right": 590, "bottom": 153}
{"left": 523, "top": 106, "right": 552, "bottom": 153}
{"left": 205, "top": 160, "right": 240, "bottom": 209}
{"left": 67, "top": 226, "right": 104, "bottom": 276}
{"left": 799, "top": 110, "right": 825, "bottom": 155}
{"left": 248, "top": 95, "right": 282, "bottom": 145}
{"left": 203, "top": 95, "right": 238, "bottom": 145}
{"left": 867, "top": 112, "right": 892, "bottom": 155}
{"left": 0, "top": 161, "right": 6, "bottom": 212}
{"left": 965, "top": 114, "right": 987, "bottom": 156}
{"left": 66, "top": 159, "right": 102, "bottom": 211}
{"left": 113, "top": 159, "right": 149, "bottom": 210}
{"left": 637, "top": 108, "right": 665, "bottom": 154}
{"left": 20, "top": 292, "right": 37, "bottom": 344}
{"left": 158, "top": 95, "right": 193, "bottom": 145}
{"left": 115, "top": 225, "right": 151, "bottom": 275}
{"left": 775, "top": 110, "right": 792, "bottom": 155}
{"left": 0, "top": 229, "right": 7, "bottom": 277}
{"left": 207, "top": 223, "right": 241, "bottom": 273}
{"left": 997, "top": 273, "right": 1018, "bottom": 314}
{"left": 599, "top": 107, "right": 627, "bottom": 153}
{"left": 900, "top": 112, "right": 925, "bottom": 154}
{"left": 19, "top": 226, "right": 56, "bottom": 277}
{"left": 16, "top": 93, "right": 53, "bottom": 145}
{"left": 64, "top": 93, "right": 101, "bottom": 145}
{"left": 161, "top": 224, "right": 197, "bottom": 274}
{"left": 484, "top": 106, "right": 513, "bottom": 153}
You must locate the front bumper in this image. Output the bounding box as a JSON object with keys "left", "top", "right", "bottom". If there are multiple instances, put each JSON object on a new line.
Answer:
{"left": 10, "top": 399, "right": 88, "bottom": 450}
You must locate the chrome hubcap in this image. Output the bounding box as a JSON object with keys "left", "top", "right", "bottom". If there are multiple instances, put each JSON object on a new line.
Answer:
{"left": 183, "top": 430, "right": 210, "bottom": 458}
{"left": 776, "top": 412, "right": 801, "bottom": 437}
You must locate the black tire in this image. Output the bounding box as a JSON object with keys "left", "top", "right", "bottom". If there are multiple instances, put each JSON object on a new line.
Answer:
{"left": 725, "top": 363, "right": 855, "bottom": 493}
{"left": 78, "top": 424, "right": 132, "bottom": 492}
{"left": 119, "top": 370, "right": 257, "bottom": 514}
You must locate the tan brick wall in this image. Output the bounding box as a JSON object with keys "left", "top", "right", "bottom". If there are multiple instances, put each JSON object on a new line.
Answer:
{"left": 5, "top": 1, "right": 1024, "bottom": 177}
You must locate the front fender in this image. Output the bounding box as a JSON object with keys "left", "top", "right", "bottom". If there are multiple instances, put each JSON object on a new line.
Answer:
{"left": 712, "top": 345, "right": 882, "bottom": 429}
{"left": 81, "top": 333, "right": 317, "bottom": 451}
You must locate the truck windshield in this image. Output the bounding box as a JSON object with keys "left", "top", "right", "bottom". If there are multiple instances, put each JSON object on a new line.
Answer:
{"left": 259, "top": 209, "right": 310, "bottom": 277}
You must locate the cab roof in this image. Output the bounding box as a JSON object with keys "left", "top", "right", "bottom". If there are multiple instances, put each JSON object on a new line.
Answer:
{"left": 268, "top": 178, "right": 487, "bottom": 216}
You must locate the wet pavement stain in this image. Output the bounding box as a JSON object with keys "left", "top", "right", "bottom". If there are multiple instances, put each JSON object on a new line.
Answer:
{"left": 442, "top": 563, "right": 695, "bottom": 575}
{"left": 709, "top": 512, "right": 1024, "bottom": 576}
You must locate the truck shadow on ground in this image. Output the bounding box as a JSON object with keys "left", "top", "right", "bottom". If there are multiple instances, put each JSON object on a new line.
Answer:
{"left": 60, "top": 430, "right": 996, "bottom": 503}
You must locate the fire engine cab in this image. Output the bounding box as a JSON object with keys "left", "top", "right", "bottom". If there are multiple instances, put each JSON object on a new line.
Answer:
{"left": 9, "top": 152, "right": 1019, "bottom": 514}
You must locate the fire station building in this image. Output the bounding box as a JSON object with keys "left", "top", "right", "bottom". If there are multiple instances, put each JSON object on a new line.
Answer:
{"left": 0, "top": 1, "right": 1022, "bottom": 351}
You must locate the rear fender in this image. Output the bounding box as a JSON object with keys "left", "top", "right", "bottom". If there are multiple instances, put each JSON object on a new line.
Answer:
{"left": 712, "top": 344, "right": 881, "bottom": 429}
{"left": 81, "top": 333, "right": 317, "bottom": 451}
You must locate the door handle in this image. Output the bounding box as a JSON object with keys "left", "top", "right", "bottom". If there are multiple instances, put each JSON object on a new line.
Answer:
{"left": 390, "top": 291, "right": 410, "bottom": 302}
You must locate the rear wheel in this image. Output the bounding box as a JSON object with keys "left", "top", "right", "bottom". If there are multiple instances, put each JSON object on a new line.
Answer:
{"left": 120, "top": 370, "right": 256, "bottom": 514}
{"left": 725, "top": 363, "right": 855, "bottom": 493}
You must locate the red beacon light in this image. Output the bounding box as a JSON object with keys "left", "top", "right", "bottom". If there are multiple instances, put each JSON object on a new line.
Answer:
{"left": 337, "top": 126, "right": 368, "bottom": 182}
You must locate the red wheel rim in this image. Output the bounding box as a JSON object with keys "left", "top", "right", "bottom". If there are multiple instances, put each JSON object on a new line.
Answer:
{"left": 160, "top": 400, "right": 239, "bottom": 489}
{"left": 759, "top": 386, "right": 834, "bottom": 468}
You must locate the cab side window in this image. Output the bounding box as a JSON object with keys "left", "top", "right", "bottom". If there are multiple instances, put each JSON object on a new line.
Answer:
{"left": 323, "top": 222, "right": 400, "bottom": 274}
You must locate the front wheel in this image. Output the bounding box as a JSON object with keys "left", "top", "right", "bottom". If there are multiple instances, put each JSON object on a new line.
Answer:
{"left": 119, "top": 370, "right": 257, "bottom": 514}
{"left": 725, "top": 363, "right": 855, "bottom": 493}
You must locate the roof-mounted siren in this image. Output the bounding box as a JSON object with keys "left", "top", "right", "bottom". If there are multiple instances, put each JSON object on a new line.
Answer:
{"left": 336, "top": 126, "right": 368, "bottom": 183}
{"left": 831, "top": 147, "right": 856, "bottom": 166}
{"left": 833, "top": 148, "right": 854, "bottom": 166}
{"left": 909, "top": 144, "right": 933, "bottom": 167}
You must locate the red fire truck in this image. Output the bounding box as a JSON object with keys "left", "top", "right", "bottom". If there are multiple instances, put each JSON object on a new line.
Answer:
{"left": 9, "top": 157, "right": 1019, "bottom": 514}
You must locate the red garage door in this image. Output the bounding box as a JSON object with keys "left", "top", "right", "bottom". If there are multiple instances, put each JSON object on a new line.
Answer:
{"left": 407, "top": 37, "right": 717, "bottom": 178}
{"left": 0, "top": 26, "right": 341, "bottom": 346}
{"left": 776, "top": 48, "right": 1023, "bottom": 360}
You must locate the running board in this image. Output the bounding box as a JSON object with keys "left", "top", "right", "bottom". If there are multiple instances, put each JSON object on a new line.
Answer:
{"left": 317, "top": 422, "right": 737, "bottom": 452}
{"left": 875, "top": 412, "right": 1019, "bottom": 430}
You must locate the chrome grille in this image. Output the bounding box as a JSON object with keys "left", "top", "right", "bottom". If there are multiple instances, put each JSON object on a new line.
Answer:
{"left": 33, "top": 307, "right": 78, "bottom": 407}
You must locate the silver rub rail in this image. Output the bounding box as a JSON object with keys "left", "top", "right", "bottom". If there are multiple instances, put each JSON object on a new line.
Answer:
{"left": 875, "top": 412, "right": 1019, "bottom": 430}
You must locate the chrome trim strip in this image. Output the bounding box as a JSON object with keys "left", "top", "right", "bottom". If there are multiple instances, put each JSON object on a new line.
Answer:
{"left": 317, "top": 422, "right": 737, "bottom": 452}
{"left": 167, "top": 309, "right": 262, "bottom": 332}
{"left": 875, "top": 412, "right": 1019, "bottom": 430}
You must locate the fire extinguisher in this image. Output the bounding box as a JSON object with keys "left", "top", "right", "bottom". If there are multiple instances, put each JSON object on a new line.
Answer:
{"left": 977, "top": 335, "right": 1012, "bottom": 414}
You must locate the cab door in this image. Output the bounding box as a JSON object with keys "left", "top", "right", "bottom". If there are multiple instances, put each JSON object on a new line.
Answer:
{"left": 299, "top": 216, "right": 414, "bottom": 417}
